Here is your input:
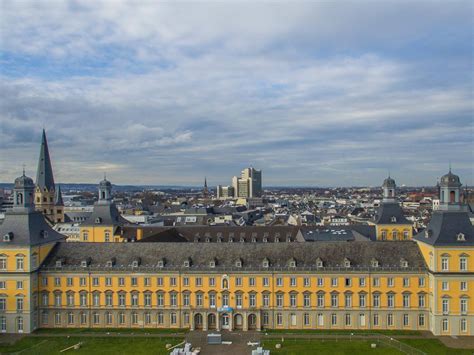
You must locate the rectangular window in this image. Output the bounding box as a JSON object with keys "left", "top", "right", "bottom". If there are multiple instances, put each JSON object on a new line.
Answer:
{"left": 277, "top": 313, "right": 283, "bottom": 325}
{"left": 460, "top": 299, "right": 467, "bottom": 314}
{"left": 317, "top": 313, "right": 324, "bottom": 326}
{"left": 209, "top": 277, "right": 215, "bottom": 287}
{"left": 387, "top": 313, "right": 393, "bottom": 326}
{"left": 118, "top": 277, "right": 125, "bottom": 287}
{"left": 196, "top": 293, "right": 203, "bottom": 307}
{"left": 233, "top": 277, "right": 241, "bottom": 287}
{"left": 290, "top": 277, "right": 296, "bottom": 287}
{"left": 331, "top": 294, "right": 338, "bottom": 307}
{"left": 183, "top": 277, "right": 189, "bottom": 287}
{"left": 42, "top": 277, "right": 48, "bottom": 286}
{"left": 249, "top": 294, "right": 256, "bottom": 307}
{"left": 170, "top": 277, "right": 177, "bottom": 287}
{"left": 80, "top": 277, "right": 86, "bottom": 287}
{"left": 442, "top": 299, "right": 449, "bottom": 314}
{"left": 345, "top": 294, "right": 352, "bottom": 308}
{"left": 263, "top": 277, "right": 269, "bottom": 287}
{"left": 403, "top": 314, "right": 409, "bottom": 326}
{"left": 387, "top": 278, "right": 394, "bottom": 287}
{"left": 317, "top": 278, "right": 324, "bottom": 287}
{"left": 373, "top": 294, "right": 380, "bottom": 308}
{"left": 92, "top": 277, "right": 99, "bottom": 287}
{"left": 195, "top": 277, "right": 202, "bottom": 287}
{"left": 331, "top": 278, "right": 338, "bottom": 287}
{"left": 276, "top": 294, "right": 283, "bottom": 308}
{"left": 304, "top": 294, "right": 311, "bottom": 307}
{"left": 331, "top": 314, "right": 337, "bottom": 326}
{"left": 442, "top": 281, "right": 449, "bottom": 291}
{"left": 387, "top": 294, "right": 395, "bottom": 308}
{"left": 304, "top": 277, "right": 310, "bottom": 287}
{"left": 345, "top": 278, "right": 351, "bottom": 287}
{"left": 144, "top": 277, "right": 151, "bottom": 287}
{"left": 460, "top": 281, "right": 467, "bottom": 291}
{"left": 157, "top": 293, "right": 164, "bottom": 307}
{"left": 16, "top": 281, "right": 23, "bottom": 289}
{"left": 345, "top": 313, "right": 351, "bottom": 326}
{"left": 373, "top": 313, "right": 379, "bottom": 326}
{"left": 441, "top": 257, "right": 449, "bottom": 271}
{"left": 359, "top": 294, "right": 366, "bottom": 308}
{"left": 403, "top": 294, "right": 410, "bottom": 308}
{"left": 263, "top": 294, "right": 270, "bottom": 307}
{"left": 276, "top": 277, "right": 283, "bottom": 287}
{"left": 170, "top": 293, "right": 177, "bottom": 307}
{"left": 460, "top": 257, "right": 467, "bottom": 271}
{"left": 359, "top": 313, "right": 366, "bottom": 327}
{"left": 418, "top": 294, "right": 425, "bottom": 308}
{"left": 418, "top": 277, "right": 425, "bottom": 287}
{"left": 442, "top": 318, "right": 449, "bottom": 332}
{"left": 460, "top": 318, "right": 467, "bottom": 332}
{"left": 317, "top": 293, "right": 324, "bottom": 307}
{"left": 183, "top": 293, "right": 189, "bottom": 307}
{"left": 403, "top": 277, "right": 410, "bottom": 287}
{"left": 131, "top": 277, "right": 137, "bottom": 287}
{"left": 209, "top": 293, "right": 216, "bottom": 307}
{"left": 236, "top": 293, "right": 242, "bottom": 308}
{"left": 157, "top": 277, "right": 163, "bottom": 286}
{"left": 249, "top": 277, "right": 255, "bottom": 287}
{"left": 418, "top": 314, "right": 425, "bottom": 327}
{"left": 290, "top": 294, "right": 297, "bottom": 307}
{"left": 373, "top": 278, "right": 380, "bottom": 287}
{"left": 359, "top": 277, "right": 366, "bottom": 287}
{"left": 304, "top": 313, "right": 310, "bottom": 326}
{"left": 105, "top": 277, "right": 112, "bottom": 287}
{"left": 54, "top": 277, "right": 61, "bottom": 287}
{"left": 145, "top": 293, "right": 152, "bottom": 307}
{"left": 67, "top": 278, "right": 73, "bottom": 287}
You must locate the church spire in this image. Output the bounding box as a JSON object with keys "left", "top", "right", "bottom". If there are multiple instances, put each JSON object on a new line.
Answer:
{"left": 55, "top": 184, "right": 64, "bottom": 206}
{"left": 36, "top": 129, "right": 55, "bottom": 191}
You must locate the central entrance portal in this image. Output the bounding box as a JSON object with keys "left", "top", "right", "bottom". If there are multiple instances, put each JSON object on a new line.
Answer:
{"left": 221, "top": 313, "right": 230, "bottom": 329}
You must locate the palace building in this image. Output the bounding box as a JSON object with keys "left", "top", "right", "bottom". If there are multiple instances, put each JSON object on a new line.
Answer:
{"left": 0, "top": 169, "right": 472, "bottom": 336}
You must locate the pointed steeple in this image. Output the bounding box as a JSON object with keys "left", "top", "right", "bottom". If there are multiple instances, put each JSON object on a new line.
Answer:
{"left": 55, "top": 184, "right": 64, "bottom": 206}
{"left": 36, "top": 129, "right": 55, "bottom": 191}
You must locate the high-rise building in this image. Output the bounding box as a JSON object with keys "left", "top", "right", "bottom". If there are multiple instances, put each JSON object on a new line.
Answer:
{"left": 232, "top": 167, "right": 262, "bottom": 198}
{"left": 216, "top": 185, "right": 235, "bottom": 199}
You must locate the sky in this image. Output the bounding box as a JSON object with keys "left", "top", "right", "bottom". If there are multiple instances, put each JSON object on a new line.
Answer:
{"left": 0, "top": 1, "right": 473, "bottom": 187}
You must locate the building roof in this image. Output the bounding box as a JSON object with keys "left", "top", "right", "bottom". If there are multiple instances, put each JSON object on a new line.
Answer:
{"left": 36, "top": 129, "right": 55, "bottom": 191}
{"left": 374, "top": 202, "right": 410, "bottom": 225}
{"left": 413, "top": 210, "right": 474, "bottom": 246}
{"left": 440, "top": 170, "right": 461, "bottom": 188}
{"left": 42, "top": 241, "right": 426, "bottom": 271}
{"left": 55, "top": 184, "right": 64, "bottom": 206}
{"left": 0, "top": 210, "right": 65, "bottom": 246}
{"left": 135, "top": 225, "right": 302, "bottom": 243}
{"left": 382, "top": 176, "right": 396, "bottom": 188}
{"left": 80, "top": 202, "right": 128, "bottom": 227}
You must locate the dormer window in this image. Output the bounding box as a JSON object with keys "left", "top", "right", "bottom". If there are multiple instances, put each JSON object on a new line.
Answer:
{"left": 425, "top": 230, "right": 432, "bottom": 238}
{"left": 400, "top": 259, "right": 408, "bottom": 268}
{"left": 131, "top": 258, "right": 141, "bottom": 268}
{"left": 275, "top": 237, "right": 280, "bottom": 243}
{"left": 391, "top": 216, "right": 397, "bottom": 223}
{"left": 194, "top": 237, "right": 199, "bottom": 243}
{"left": 55, "top": 260, "right": 63, "bottom": 267}
{"left": 316, "top": 258, "right": 323, "bottom": 268}
{"left": 3, "top": 232, "right": 13, "bottom": 242}
{"left": 263, "top": 237, "right": 268, "bottom": 243}
{"left": 251, "top": 237, "right": 257, "bottom": 243}
{"left": 106, "top": 258, "right": 116, "bottom": 267}
{"left": 289, "top": 258, "right": 296, "bottom": 268}
{"left": 457, "top": 233, "right": 466, "bottom": 241}
{"left": 229, "top": 237, "right": 234, "bottom": 243}
{"left": 209, "top": 259, "right": 216, "bottom": 268}
{"left": 371, "top": 259, "right": 379, "bottom": 268}
{"left": 344, "top": 258, "right": 351, "bottom": 268}
{"left": 81, "top": 260, "right": 88, "bottom": 268}
{"left": 205, "top": 237, "right": 210, "bottom": 243}
{"left": 262, "top": 258, "right": 270, "bottom": 268}
{"left": 184, "top": 258, "right": 191, "bottom": 268}
{"left": 157, "top": 259, "right": 165, "bottom": 268}
{"left": 95, "top": 217, "right": 102, "bottom": 224}
{"left": 217, "top": 237, "right": 222, "bottom": 243}
{"left": 286, "top": 237, "right": 291, "bottom": 242}
{"left": 240, "top": 237, "right": 245, "bottom": 243}
{"left": 235, "top": 259, "right": 242, "bottom": 268}
{"left": 40, "top": 230, "right": 48, "bottom": 239}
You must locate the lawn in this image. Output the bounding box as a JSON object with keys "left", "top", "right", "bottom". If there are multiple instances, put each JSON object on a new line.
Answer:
{"left": 0, "top": 336, "right": 184, "bottom": 355}
{"left": 261, "top": 338, "right": 474, "bottom": 355}
{"left": 261, "top": 339, "right": 404, "bottom": 354}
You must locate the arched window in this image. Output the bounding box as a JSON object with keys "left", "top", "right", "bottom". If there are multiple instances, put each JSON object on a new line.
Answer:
{"left": 450, "top": 191, "right": 455, "bottom": 203}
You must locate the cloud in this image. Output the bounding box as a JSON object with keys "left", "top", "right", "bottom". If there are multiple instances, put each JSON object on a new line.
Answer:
{"left": 0, "top": 1, "right": 472, "bottom": 186}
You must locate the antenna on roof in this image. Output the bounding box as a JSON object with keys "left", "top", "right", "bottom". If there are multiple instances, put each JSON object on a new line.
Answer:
{"left": 104, "top": 172, "right": 107, "bottom": 180}
{"left": 449, "top": 161, "right": 452, "bottom": 173}
{"left": 22, "top": 164, "right": 26, "bottom": 176}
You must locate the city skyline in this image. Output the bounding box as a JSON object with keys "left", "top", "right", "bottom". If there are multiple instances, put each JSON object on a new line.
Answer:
{"left": 1, "top": 2, "right": 473, "bottom": 186}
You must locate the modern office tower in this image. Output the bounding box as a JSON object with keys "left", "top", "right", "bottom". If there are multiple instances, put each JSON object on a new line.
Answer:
{"left": 232, "top": 167, "right": 262, "bottom": 198}
{"left": 217, "top": 185, "right": 235, "bottom": 199}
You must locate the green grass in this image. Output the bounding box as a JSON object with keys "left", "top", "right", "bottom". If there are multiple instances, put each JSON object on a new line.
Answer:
{"left": 263, "top": 328, "right": 422, "bottom": 336}
{"left": 0, "top": 336, "right": 184, "bottom": 355}
{"left": 400, "top": 339, "right": 474, "bottom": 354}
{"left": 33, "top": 327, "right": 188, "bottom": 334}
{"left": 262, "top": 339, "right": 403, "bottom": 354}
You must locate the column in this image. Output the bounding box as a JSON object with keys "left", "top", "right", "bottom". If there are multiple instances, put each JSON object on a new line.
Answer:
{"left": 256, "top": 312, "right": 261, "bottom": 331}
{"left": 216, "top": 312, "right": 220, "bottom": 331}
{"left": 190, "top": 311, "right": 195, "bottom": 331}
{"left": 203, "top": 312, "right": 208, "bottom": 331}
{"left": 229, "top": 313, "right": 233, "bottom": 332}
{"left": 243, "top": 311, "right": 248, "bottom": 331}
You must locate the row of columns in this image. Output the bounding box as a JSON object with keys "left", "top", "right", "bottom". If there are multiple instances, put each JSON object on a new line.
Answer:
{"left": 190, "top": 311, "right": 259, "bottom": 331}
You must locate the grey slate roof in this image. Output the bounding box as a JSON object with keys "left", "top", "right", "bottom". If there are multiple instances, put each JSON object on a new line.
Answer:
{"left": 301, "top": 226, "right": 374, "bottom": 242}
{"left": 0, "top": 211, "right": 65, "bottom": 246}
{"left": 413, "top": 210, "right": 474, "bottom": 246}
{"left": 36, "top": 129, "right": 55, "bottom": 191}
{"left": 134, "top": 225, "right": 302, "bottom": 243}
{"left": 80, "top": 202, "right": 128, "bottom": 227}
{"left": 42, "top": 241, "right": 426, "bottom": 271}
{"left": 55, "top": 184, "right": 64, "bottom": 206}
{"left": 374, "top": 202, "right": 410, "bottom": 225}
